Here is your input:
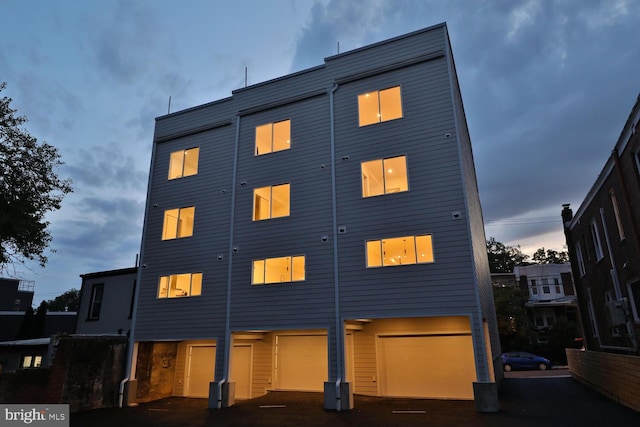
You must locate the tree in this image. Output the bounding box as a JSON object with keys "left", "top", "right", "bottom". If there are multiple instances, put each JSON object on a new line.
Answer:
{"left": 486, "top": 237, "right": 529, "bottom": 273}
{"left": 493, "top": 286, "right": 530, "bottom": 352}
{"left": 532, "top": 247, "right": 569, "bottom": 264}
{"left": 46, "top": 288, "right": 80, "bottom": 312}
{"left": 0, "top": 82, "right": 72, "bottom": 271}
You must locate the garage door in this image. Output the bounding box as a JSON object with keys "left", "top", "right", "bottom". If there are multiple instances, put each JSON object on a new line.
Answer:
{"left": 276, "top": 335, "right": 327, "bottom": 391}
{"left": 378, "top": 334, "right": 476, "bottom": 399}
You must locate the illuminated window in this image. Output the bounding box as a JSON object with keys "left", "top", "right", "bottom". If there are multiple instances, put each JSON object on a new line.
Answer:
{"left": 168, "top": 147, "right": 199, "bottom": 179}
{"left": 358, "top": 86, "right": 403, "bottom": 126}
{"left": 162, "top": 207, "right": 195, "bottom": 240}
{"left": 157, "top": 273, "right": 203, "bottom": 298}
{"left": 366, "top": 235, "right": 433, "bottom": 267}
{"left": 255, "top": 120, "right": 291, "bottom": 155}
{"left": 361, "top": 156, "right": 408, "bottom": 197}
{"left": 21, "top": 355, "right": 42, "bottom": 369}
{"left": 253, "top": 184, "right": 290, "bottom": 220}
{"left": 252, "top": 256, "right": 305, "bottom": 285}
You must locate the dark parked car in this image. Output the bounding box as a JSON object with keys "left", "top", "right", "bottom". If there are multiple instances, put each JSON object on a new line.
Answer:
{"left": 501, "top": 352, "right": 552, "bottom": 371}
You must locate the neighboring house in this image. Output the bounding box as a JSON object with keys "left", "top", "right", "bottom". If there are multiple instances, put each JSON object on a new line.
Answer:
{"left": 76, "top": 267, "right": 137, "bottom": 336}
{"left": 562, "top": 93, "right": 640, "bottom": 355}
{"left": 0, "top": 278, "right": 34, "bottom": 311}
{"left": 0, "top": 279, "right": 35, "bottom": 341}
{"left": 126, "top": 23, "right": 500, "bottom": 412}
{"left": 514, "top": 264, "right": 579, "bottom": 351}
{"left": 0, "top": 338, "right": 50, "bottom": 373}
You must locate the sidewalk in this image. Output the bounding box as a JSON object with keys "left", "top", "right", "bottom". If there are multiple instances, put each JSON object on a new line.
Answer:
{"left": 71, "top": 377, "right": 640, "bottom": 427}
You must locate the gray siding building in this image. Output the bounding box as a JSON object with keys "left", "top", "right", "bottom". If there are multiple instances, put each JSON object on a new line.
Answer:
{"left": 76, "top": 267, "right": 137, "bottom": 336}
{"left": 127, "top": 23, "right": 500, "bottom": 411}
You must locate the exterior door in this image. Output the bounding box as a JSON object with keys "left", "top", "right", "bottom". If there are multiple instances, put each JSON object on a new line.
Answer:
{"left": 231, "top": 344, "right": 252, "bottom": 399}
{"left": 186, "top": 345, "right": 216, "bottom": 397}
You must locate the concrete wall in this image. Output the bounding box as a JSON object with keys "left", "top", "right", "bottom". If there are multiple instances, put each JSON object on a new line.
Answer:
{"left": 567, "top": 348, "right": 640, "bottom": 412}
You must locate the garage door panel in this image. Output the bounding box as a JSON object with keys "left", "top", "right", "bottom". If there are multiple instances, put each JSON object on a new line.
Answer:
{"left": 276, "top": 335, "right": 327, "bottom": 391}
{"left": 379, "top": 335, "right": 476, "bottom": 399}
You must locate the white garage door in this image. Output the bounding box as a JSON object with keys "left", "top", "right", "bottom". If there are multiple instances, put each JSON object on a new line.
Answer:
{"left": 276, "top": 335, "right": 327, "bottom": 391}
{"left": 378, "top": 334, "right": 476, "bottom": 399}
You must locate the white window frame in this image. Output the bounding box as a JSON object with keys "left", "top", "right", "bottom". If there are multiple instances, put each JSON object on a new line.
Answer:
{"left": 575, "top": 241, "right": 586, "bottom": 276}
{"left": 590, "top": 219, "right": 604, "bottom": 261}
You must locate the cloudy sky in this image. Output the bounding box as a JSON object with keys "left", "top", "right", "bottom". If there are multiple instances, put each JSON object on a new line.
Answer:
{"left": 2, "top": 0, "right": 639, "bottom": 305}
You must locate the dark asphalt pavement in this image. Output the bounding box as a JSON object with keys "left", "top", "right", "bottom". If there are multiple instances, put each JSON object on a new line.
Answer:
{"left": 71, "top": 376, "right": 640, "bottom": 427}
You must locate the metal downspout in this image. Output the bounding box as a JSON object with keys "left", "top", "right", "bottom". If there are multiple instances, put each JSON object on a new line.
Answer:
{"left": 217, "top": 115, "right": 242, "bottom": 408}
{"left": 329, "top": 83, "right": 343, "bottom": 410}
{"left": 119, "top": 133, "right": 157, "bottom": 407}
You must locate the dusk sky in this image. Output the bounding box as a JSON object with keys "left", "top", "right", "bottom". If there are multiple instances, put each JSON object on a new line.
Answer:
{"left": 2, "top": 0, "right": 639, "bottom": 305}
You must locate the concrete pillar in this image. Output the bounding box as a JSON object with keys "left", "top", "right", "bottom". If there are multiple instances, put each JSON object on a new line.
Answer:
{"left": 208, "top": 381, "right": 235, "bottom": 409}
{"left": 323, "top": 381, "right": 353, "bottom": 411}
{"left": 473, "top": 381, "right": 499, "bottom": 412}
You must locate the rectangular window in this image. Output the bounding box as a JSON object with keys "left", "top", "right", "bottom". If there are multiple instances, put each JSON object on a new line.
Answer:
{"left": 358, "top": 86, "right": 403, "bottom": 126}
{"left": 542, "top": 278, "right": 550, "bottom": 294}
{"left": 361, "top": 156, "right": 408, "bottom": 197}
{"left": 157, "top": 273, "right": 203, "bottom": 298}
{"left": 87, "top": 283, "right": 104, "bottom": 320}
{"left": 587, "top": 288, "right": 598, "bottom": 337}
{"left": 554, "top": 278, "right": 561, "bottom": 294}
{"left": 253, "top": 184, "right": 290, "bottom": 220}
{"left": 531, "top": 279, "right": 538, "bottom": 295}
{"left": 255, "top": 120, "right": 291, "bottom": 155}
{"left": 21, "top": 355, "right": 42, "bottom": 369}
{"left": 576, "top": 241, "right": 586, "bottom": 276}
{"left": 252, "top": 256, "right": 305, "bottom": 285}
{"left": 609, "top": 189, "right": 625, "bottom": 241}
{"left": 162, "top": 207, "right": 195, "bottom": 240}
{"left": 590, "top": 219, "right": 604, "bottom": 261}
{"left": 168, "top": 147, "right": 199, "bottom": 179}
{"left": 366, "top": 235, "right": 433, "bottom": 267}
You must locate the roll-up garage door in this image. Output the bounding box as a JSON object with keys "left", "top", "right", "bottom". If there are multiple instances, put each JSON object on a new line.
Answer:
{"left": 378, "top": 334, "right": 476, "bottom": 399}
{"left": 275, "top": 335, "right": 327, "bottom": 391}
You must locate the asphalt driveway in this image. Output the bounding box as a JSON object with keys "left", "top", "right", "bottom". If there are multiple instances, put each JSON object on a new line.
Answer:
{"left": 71, "top": 375, "right": 640, "bottom": 427}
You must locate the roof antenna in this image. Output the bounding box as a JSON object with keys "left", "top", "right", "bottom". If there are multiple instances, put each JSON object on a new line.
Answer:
{"left": 245, "top": 67, "right": 248, "bottom": 88}
{"left": 167, "top": 96, "right": 172, "bottom": 114}
{"left": 337, "top": 41, "right": 340, "bottom": 54}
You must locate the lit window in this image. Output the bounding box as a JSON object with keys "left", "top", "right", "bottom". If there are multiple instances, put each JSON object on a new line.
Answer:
{"left": 361, "top": 156, "right": 408, "bottom": 197}
{"left": 255, "top": 120, "right": 291, "bottom": 155}
{"left": 87, "top": 283, "right": 104, "bottom": 320}
{"left": 157, "top": 273, "right": 203, "bottom": 298}
{"left": 168, "top": 147, "right": 199, "bottom": 179}
{"left": 253, "top": 184, "right": 290, "bottom": 220}
{"left": 252, "top": 256, "right": 305, "bottom": 285}
{"left": 366, "top": 235, "right": 433, "bottom": 267}
{"left": 609, "top": 189, "right": 625, "bottom": 241}
{"left": 162, "top": 207, "right": 195, "bottom": 240}
{"left": 21, "top": 355, "right": 42, "bottom": 369}
{"left": 358, "top": 86, "right": 403, "bottom": 126}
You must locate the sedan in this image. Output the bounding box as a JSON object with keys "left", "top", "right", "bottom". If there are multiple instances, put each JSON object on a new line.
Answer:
{"left": 501, "top": 352, "right": 552, "bottom": 372}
